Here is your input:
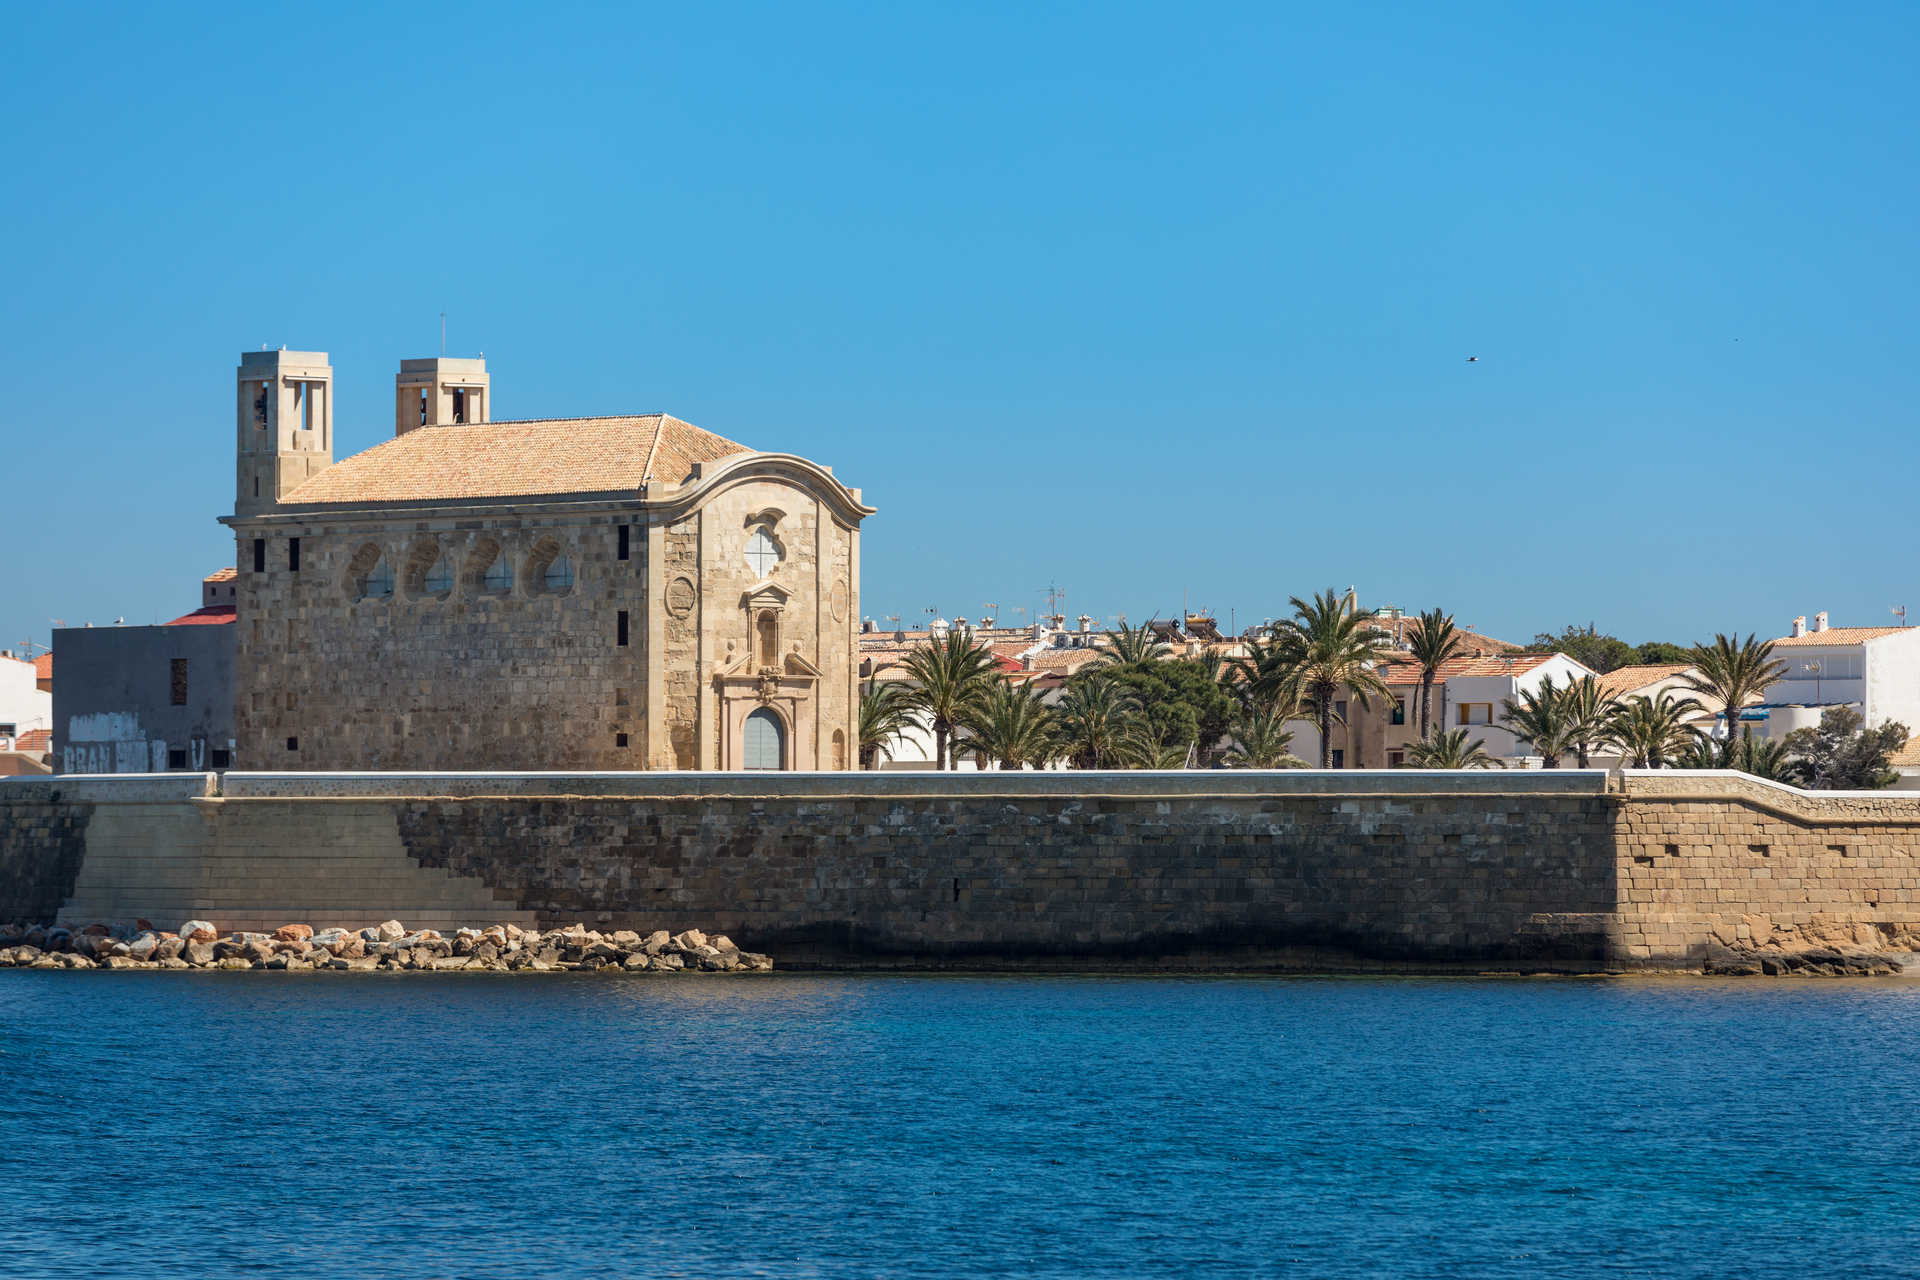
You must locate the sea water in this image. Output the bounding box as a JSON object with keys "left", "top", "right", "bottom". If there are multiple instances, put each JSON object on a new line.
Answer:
{"left": 1, "top": 973, "right": 1916, "bottom": 1278}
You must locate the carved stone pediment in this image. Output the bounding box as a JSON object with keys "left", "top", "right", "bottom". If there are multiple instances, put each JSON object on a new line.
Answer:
{"left": 783, "top": 649, "right": 824, "bottom": 678}
{"left": 743, "top": 581, "right": 791, "bottom": 608}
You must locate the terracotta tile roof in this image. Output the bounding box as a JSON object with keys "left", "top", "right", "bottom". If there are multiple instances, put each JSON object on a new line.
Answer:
{"left": 282, "top": 415, "right": 750, "bottom": 506}
{"left": 1891, "top": 734, "right": 1920, "bottom": 769}
{"left": 13, "top": 728, "right": 50, "bottom": 753}
{"left": 203, "top": 567, "right": 237, "bottom": 584}
{"left": 164, "top": 606, "right": 238, "bottom": 626}
{"left": 1377, "top": 653, "right": 1558, "bottom": 686}
{"left": 1596, "top": 663, "right": 1695, "bottom": 699}
{"left": 1769, "top": 627, "right": 1911, "bottom": 647}
{"left": 1025, "top": 649, "right": 1106, "bottom": 674}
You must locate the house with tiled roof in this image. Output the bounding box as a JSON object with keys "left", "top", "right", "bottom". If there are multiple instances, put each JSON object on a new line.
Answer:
{"left": 0, "top": 649, "right": 52, "bottom": 761}
{"left": 1748, "top": 612, "right": 1920, "bottom": 745}
{"left": 1327, "top": 651, "right": 1598, "bottom": 768}
{"left": 220, "top": 349, "right": 870, "bottom": 771}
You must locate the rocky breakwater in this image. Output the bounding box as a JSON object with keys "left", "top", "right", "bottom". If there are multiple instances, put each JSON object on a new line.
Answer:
{"left": 0, "top": 920, "right": 773, "bottom": 974}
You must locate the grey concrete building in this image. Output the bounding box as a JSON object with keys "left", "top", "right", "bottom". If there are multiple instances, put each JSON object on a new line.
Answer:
{"left": 53, "top": 573, "right": 237, "bottom": 773}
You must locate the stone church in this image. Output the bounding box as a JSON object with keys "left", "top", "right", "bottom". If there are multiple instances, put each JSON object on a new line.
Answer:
{"left": 221, "top": 349, "right": 871, "bottom": 771}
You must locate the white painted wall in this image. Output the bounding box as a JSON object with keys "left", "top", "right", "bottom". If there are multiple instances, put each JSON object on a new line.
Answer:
{"left": 0, "top": 656, "right": 51, "bottom": 742}
{"left": 1447, "top": 654, "right": 1596, "bottom": 761}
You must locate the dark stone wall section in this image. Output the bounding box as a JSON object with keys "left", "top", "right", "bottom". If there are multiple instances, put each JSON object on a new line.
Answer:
{"left": 393, "top": 794, "right": 1621, "bottom": 966}
{"left": 0, "top": 798, "right": 91, "bottom": 925}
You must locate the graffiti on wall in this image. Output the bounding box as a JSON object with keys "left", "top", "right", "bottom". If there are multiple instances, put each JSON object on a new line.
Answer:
{"left": 62, "top": 713, "right": 233, "bottom": 774}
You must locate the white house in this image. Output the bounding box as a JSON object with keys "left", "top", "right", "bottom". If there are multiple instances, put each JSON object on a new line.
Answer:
{"left": 1753, "top": 613, "right": 1920, "bottom": 742}
{"left": 0, "top": 650, "right": 52, "bottom": 750}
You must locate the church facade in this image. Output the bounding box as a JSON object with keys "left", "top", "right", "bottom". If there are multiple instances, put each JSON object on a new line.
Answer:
{"left": 221, "top": 349, "right": 871, "bottom": 771}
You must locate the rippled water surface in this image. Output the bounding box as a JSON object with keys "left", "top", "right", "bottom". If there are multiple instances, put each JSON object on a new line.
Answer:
{"left": 3, "top": 973, "right": 1918, "bottom": 1278}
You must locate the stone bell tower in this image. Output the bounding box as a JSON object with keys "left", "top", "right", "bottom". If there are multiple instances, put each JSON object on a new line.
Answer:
{"left": 235, "top": 348, "right": 333, "bottom": 516}
{"left": 395, "top": 356, "right": 489, "bottom": 436}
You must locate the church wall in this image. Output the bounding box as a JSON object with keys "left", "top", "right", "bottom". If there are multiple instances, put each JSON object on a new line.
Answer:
{"left": 233, "top": 509, "right": 648, "bottom": 771}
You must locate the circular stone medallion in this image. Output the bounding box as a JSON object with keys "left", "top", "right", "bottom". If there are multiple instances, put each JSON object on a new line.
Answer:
{"left": 665, "top": 576, "right": 697, "bottom": 618}
{"left": 829, "top": 579, "right": 850, "bottom": 622}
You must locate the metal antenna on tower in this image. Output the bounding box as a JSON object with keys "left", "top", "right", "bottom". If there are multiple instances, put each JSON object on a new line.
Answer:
{"left": 1894, "top": 605, "right": 1909, "bottom": 628}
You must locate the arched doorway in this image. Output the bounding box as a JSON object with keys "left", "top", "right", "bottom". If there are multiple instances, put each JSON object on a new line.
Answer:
{"left": 743, "top": 708, "right": 785, "bottom": 771}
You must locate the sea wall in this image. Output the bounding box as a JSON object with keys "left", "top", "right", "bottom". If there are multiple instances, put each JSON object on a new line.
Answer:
{"left": 2, "top": 769, "right": 1917, "bottom": 970}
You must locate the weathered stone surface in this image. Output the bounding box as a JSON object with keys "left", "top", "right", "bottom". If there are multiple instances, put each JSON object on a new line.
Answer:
{"left": 183, "top": 940, "right": 215, "bottom": 966}
{"left": 180, "top": 921, "right": 217, "bottom": 943}
{"left": 273, "top": 924, "right": 313, "bottom": 942}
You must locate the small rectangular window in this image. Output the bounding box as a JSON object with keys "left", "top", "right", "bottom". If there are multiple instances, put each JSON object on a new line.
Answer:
{"left": 289, "top": 537, "right": 301, "bottom": 572}
{"left": 1387, "top": 750, "right": 1406, "bottom": 767}
{"left": 1331, "top": 749, "right": 1345, "bottom": 769}
{"left": 1390, "top": 699, "right": 1406, "bottom": 726}
{"left": 169, "top": 658, "right": 189, "bottom": 706}
{"left": 617, "top": 525, "right": 630, "bottom": 561}
{"left": 252, "top": 538, "right": 265, "bottom": 573}
{"left": 615, "top": 732, "right": 629, "bottom": 748}
{"left": 1334, "top": 699, "right": 1348, "bottom": 722}
{"left": 617, "top": 610, "right": 629, "bottom": 646}
{"left": 210, "top": 748, "right": 232, "bottom": 769}
{"left": 167, "top": 748, "right": 188, "bottom": 770}
{"left": 286, "top": 736, "right": 299, "bottom": 752}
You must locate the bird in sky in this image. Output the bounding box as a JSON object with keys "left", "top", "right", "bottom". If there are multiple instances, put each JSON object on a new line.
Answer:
{"left": 1465, "top": 356, "right": 1479, "bottom": 363}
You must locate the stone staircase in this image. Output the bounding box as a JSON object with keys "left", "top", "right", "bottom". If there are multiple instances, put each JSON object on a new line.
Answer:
{"left": 56, "top": 799, "right": 537, "bottom": 935}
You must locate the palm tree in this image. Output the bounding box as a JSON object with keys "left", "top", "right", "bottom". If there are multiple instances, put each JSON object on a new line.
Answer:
{"left": 857, "top": 677, "right": 915, "bottom": 770}
{"left": 1680, "top": 727, "right": 1806, "bottom": 784}
{"left": 900, "top": 630, "right": 1000, "bottom": 770}
{"left": 1605, "top": 692, "right": 1706, "bottom": 768}
{"left": 1228, "top": 629, "right": 1291, "bottom": 714}
{"left": 1559, "top": 674, "right": 1613, "bottom": 768}
{"left": 1500, "top": 675, "right": 1578, "bottom": 768}
{"left": 1116, "top": 720, "right": 1194, "bottom": 769}
{"left": 1406, "top": 609, "right": 1468, "bottom": 740}
{"left": 1099, "top": 621, "right": 1170, "bottom": 667}
{"left": 1054, "top": 677, "right": 1141, "bottom": 769}
{"left": 1221, "top": 701, "right": 1306, "bottom": 768}
{"left": 1404, "top": 728, "right": 1496, "bottom": 769}
{"left": 961, "top": 679, "right": 1057, "bottom": 770}
{"left": 1682, "top": 634, "right": 1787, "bottom": 764}
{"left": 1260, "top": 589, "right": 1395, "bottom": 768}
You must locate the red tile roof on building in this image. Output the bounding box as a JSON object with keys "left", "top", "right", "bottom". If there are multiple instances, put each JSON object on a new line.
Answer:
{"left": 13, "top": 728, "right": 50, "bottom": 754}
{"left": 281, "top": 415, "right": 752, "bottom": 506}
{"left": 1595, "top": 663, "right": 1695, "bottom": 699}
{"left": 1769, "top": 626, "right": 1913, "bottom": 647}
{"left": 203, "top": 567, "right": 238, "bottom": 584}
{"left": 1377, "top": 653, "right": 1560, "bottom": 686}
{"left": 164, "top": 606, "right": 238, "bottom": 626}
{"left": 1891, "top": 733, "right": 1920, "bottom": 769}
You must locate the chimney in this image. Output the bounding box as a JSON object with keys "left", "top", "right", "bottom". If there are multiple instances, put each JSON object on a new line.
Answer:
{"left": 1812, "top": 611, "right": 1829, "bottom": 634}
{"left": 1078, "top": 614, "right": 1093, "bottom": 633}
{"left": 1790, "top": 615, "right": 1807, "bottom": 638}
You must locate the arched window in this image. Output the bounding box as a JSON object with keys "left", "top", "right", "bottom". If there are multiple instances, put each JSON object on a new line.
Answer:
{"left": 424, "top": 555, "right": 453, "bottom": 596}
{"left": 744, "top": 527, "right": 781, "bottom": 577}
{"left": 482, "top": 549, "right": 512, "bottom": 593}
{"left": 757, "top": 611, "right": 779, "bottom": 666}
{"left": 348, "top": 543, "right": 393, "bottom": 601}
{"left": 543, "top": 553, "right": 574, "bottom": 592}
{"left": 525, "top": 536, "right": 574, "bottom": 595}
{"left": 743, "top": 708, "right": 785, "bottom": 771}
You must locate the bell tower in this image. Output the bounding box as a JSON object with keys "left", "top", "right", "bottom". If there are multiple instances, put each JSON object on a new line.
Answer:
{"left": 395, "top": 356, "right": 489, "bottom": 436}
{"left": 236, "top": 348, "right": 333, "bottom": 515}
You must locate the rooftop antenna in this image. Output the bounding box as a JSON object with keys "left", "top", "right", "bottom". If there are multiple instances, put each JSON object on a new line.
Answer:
{"left": 1894, "top": 605, "right": 1909, "bottom": 628}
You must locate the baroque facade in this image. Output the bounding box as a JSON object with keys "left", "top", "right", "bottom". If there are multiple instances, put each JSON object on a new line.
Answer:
{"left": 221, "top": 349, "right": 870, "bottom": 771}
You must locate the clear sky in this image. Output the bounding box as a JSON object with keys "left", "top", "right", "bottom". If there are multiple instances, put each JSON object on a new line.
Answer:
{"left": 4, "top": 1, "right": 1916, "bottom": 654}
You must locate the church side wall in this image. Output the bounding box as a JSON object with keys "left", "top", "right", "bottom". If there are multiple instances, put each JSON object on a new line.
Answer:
{"left": 232, "top": 511, "right": 647, "bottom": 771}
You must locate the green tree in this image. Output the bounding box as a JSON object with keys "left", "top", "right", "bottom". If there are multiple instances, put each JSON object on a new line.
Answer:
{"left": 1221, "top": 701, "right": 1306, "bottom": 768}
{"left": 1403, "top": 728, "right": 1496, "bottom": 769}
{"left": 1681, "top": 633, "right": 1788, "bottom": 764}
{"left": 961, "top": 679, "right": 1058, "bottom": 770}
{"left": 900, "top": 630, "right": 1000, "bottom": 771}
{"left": 1500, "top": 676, "right": 1579, "bottom": 768}
{"left": 1634, "top": 641, "right": 1692, "bottom": 666}
{"left": 1053, "top": 677, "right": 1142, "bottom": 769}
{"left": 856, "top": 677, "right": 915, "bottom": 770}
{"left": 1083, "top": 657, "right": 1235, "bottom": 768}
{"left": 1098, "top": 621, "right": 1171, "bottom": 667}
{"left": 1528, "top": 624, "right": 1636, "bottom": 674}
{"left": 1407, "top": 608, "right": 1469, "bottom": 741}
{"left": 1782, "top": 707, "right": 1909, "bottom": 790}
{"left": 1259, "top": 589, "right": 1395, "bottom": 769}
{"left": 1605, "top": 692, "right": 1706, "bottom": 768}
{"left": 1559, "top": 674, "right": 1613, "bottom": 768}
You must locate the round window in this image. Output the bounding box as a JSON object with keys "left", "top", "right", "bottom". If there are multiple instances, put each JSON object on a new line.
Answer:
{"left": 744, "top": 528, "right": 781, "bottom": 577}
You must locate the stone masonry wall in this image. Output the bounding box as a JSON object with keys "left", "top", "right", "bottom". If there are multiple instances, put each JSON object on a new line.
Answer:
{"left": 7, "top": 770, "right": 1920, "bottom": 970}
{"left": 233, "top": 510, "right": 648, "bottom": 772}
{"left": 1614, "top": 770, "right": 1920, "bottom": 965}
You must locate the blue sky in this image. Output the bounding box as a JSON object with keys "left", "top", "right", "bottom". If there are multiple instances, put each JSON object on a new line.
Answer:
{"left": 4, "top": 1, "right": 1916, "bottom": 652}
